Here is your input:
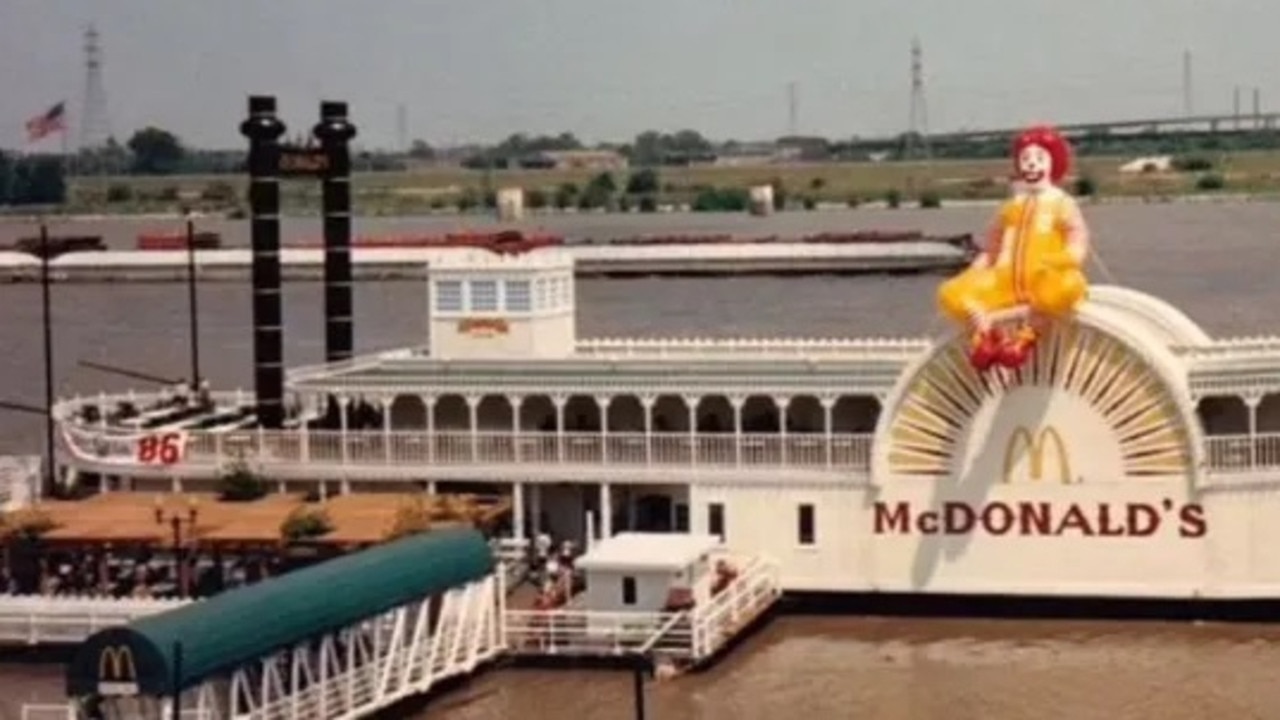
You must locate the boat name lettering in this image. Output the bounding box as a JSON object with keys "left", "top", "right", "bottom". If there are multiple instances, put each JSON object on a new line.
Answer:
{"left": 457, "top": 317, "right": 510, "bottom": 336}
{"left": 872, "top": 500, "right": 1206, "bottom": 538}
{"left": 278, "top": 148, "right": 331, "bottom": 176}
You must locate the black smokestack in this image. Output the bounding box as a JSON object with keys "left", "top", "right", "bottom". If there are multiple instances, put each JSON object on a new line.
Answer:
{"left": 313, "top": 101, "right": 357, "bottom": 363}
{"left": 239, "top": 95, "right": 287, "bottom": 429}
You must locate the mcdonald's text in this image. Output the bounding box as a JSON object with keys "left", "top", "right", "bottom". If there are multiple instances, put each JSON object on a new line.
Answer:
{"left": 873, "top": 499, "right": 1206, "bottom": 538}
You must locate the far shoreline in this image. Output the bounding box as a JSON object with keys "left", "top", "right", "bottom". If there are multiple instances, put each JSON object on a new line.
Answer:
{"left": 2, "top": 190, "right": 1278, "bottom": 225}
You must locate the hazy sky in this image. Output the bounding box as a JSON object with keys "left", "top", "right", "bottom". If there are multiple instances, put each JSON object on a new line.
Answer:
{"left": 2, "top": 0, "right": 1276, "bottom": 151}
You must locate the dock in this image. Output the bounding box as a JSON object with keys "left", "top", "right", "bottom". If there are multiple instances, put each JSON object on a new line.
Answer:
{"left": 503, "top": 554, "right": 781, "bottom": 673}
{"left": 0, "top": 241, "right": 971, "bottom": 283}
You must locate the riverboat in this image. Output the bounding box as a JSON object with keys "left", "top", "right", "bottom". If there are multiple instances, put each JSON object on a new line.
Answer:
{"left": 49, "top": 242, "right": 1280, "bottom": 606}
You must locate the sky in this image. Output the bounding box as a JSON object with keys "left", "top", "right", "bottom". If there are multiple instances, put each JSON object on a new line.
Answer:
{"left": 1, "top": 0, "right": 1277, "bottom": 151}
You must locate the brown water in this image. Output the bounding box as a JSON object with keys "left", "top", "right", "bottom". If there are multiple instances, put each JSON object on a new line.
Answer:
{"left": 1, "top": 203, "right": 1279, "bottom": 718}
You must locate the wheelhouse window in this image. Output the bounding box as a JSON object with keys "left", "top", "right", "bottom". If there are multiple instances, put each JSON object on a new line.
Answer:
{"left": 435, "top": 280, "right": 462, "bottom": 312}
{"left": 621, "top": 576, "right": 637, "bottom": 605}
{"left": 797, "top": 503, "right": 816, "bottom": 546}
{"left": 505, "top": 279, "right": 532, "bottom": 312}
{"left": 469, "top": 279, "right": 499, "bottom": 312}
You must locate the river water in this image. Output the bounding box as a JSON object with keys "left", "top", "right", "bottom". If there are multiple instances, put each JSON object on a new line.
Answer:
{"left": 0, "top": 202, "right": 1277, "bottom": 719}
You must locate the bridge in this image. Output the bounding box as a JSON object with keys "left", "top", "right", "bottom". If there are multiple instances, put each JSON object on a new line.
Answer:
{"left": 848, "top": 112, "right": 1280, "bottom": 154}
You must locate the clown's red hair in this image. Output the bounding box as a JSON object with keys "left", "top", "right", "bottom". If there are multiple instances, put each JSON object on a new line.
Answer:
{"left": 1012, "top": 125, "right": 1071, "bottom": 183}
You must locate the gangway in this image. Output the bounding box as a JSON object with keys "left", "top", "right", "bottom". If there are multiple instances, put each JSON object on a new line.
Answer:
{"left": 49, "top": 527, "right": 504, "bottom": 720}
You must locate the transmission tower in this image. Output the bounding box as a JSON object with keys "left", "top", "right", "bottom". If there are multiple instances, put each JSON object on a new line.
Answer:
{"left": 905, "top": 37, "right": 930, "bottom": 160}
{"left": 80, "top": 24, "right": 112, "bottom": 150}
{"left": 1182, "top": 50, "right": 1193, "bottom": 116}
{"left": 396, "top": 104, "right": 408, "bottom": 153}
{"left": 787, "top": 81, "right": 798, "bottom": 136}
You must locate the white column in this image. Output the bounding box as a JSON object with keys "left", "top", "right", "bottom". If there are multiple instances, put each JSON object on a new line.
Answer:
{"left": 1246, "top": 394, "right": 1261, "bottom": 470}
{"left": 510, "top": 395, "right": 523, "bottom": 462}
{"left": 730, "top": 396, "right": 745, "bottom": 467}
{"left": 299, "top": 407, "right": 311, "bottom": 463}
{"left": 466, "top": 395, "right": 481, "bottom": 462}
{"left": 596, "top": 395, "right": 611, "bottom": 464}
{"left": 685, "top": 395, "right": 700, "bottom": 466}
{"left": 775, "top": 395, "right": 791, "bottom": 465}
{"left": 337, "top": 395, "right": 350, "bottom": 467}
{"left": 553, "top": 395, "right": 568, "bottom": 464}
{"left": 512, "top": 481, "right": 526, "bottom": 541}
{"left": 821, "top": 397, "right": 836, "bottom": 468}
{"left": 600, "top": 482, "right": 613, "bottom": 539}
{"left": 640, "top": 395, "right": 656, "bottom": 467}
{"left": 423, "top": 395, "right": 436, "bottom": 465}
{"left": 381, "top": 396, "right": 393, "bottom": 465}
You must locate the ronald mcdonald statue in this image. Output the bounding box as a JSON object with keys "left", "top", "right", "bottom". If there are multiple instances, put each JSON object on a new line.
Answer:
{"left": 937, "top": 125, "right": 1090, "bottom": 372}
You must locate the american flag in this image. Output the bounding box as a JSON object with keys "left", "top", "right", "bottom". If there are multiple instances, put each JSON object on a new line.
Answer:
{"left": 25, "top": 102, "right": 67, "bottom": 143}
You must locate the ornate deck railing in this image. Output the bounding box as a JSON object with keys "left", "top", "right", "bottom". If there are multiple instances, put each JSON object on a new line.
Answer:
{"left": 60, "top": 424, "right": 874, "bottom": 476}
{"left": 55, "top": 393, "right": 1280, "bottom": 479}
{"left": 0, "top": 594, "right": 189, "bottom": 645}
{"left": 1202, "top": 434, "right": 1280, "bottom": 474}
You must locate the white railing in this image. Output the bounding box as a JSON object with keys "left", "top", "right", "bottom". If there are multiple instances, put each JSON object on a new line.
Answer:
{"left": 1203, "top": 433, "right": 1280, "bottom": 473}
{"left": 20, "top": 707, "right": 211, "bottom": 720}
{"left": 0, "top": 594, "right": 189, "bottom": 645}
{"left": 688, "top": 556, "right": 782, "bottom": 660}
{"left": 61, "top": 423, "right": 874, "bottom": 475}
{"left": 20, "top": 706, "right": 74, "bottom": 720}
{"left": 575, "top": 336, "right": 928, "bottom": 359}
{"left": 504, "top": 607, "right": 695, "bottom": 658}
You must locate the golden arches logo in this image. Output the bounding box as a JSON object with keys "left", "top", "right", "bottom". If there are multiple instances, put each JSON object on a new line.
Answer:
{"left": 1002, "top": 426, "right": 1075, "bottom": 484}
{"left": 97, "top": 644, "right": 139, "bottom": 696}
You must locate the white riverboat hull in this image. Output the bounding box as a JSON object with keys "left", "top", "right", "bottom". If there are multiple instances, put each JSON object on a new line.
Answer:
{"left": 48, "top": 247, "right": 1280, "bottom": 611}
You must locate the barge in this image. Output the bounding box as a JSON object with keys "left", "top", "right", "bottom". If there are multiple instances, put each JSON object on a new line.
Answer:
{"left": 49, "top": 242, "right": 1280, "bottom": 608}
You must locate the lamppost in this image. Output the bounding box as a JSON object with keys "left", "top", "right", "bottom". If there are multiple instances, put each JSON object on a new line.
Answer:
{"left": 154, "top": 498, "right": 199, "bottom": 597}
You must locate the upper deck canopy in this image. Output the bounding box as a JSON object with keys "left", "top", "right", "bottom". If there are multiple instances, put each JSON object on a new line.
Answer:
{"left": 66, "top": 527, "right": 494, "bottom": 697}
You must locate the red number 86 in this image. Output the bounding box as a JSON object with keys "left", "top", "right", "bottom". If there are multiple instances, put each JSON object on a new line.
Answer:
{"left": 136, "top": 433, "right": 184, "bottom": 465}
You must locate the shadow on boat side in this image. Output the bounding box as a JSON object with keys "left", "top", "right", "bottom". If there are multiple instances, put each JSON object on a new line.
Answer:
{"left": 0, "top": 643, "right": 76, "bottom": 663}
{"left": 779, "top": 592, "right": 1280, "bottom": 623}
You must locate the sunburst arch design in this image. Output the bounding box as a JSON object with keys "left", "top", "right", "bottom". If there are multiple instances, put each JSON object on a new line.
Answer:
{"left": 881, "top": 316, "right": 1197, "bottom": 480}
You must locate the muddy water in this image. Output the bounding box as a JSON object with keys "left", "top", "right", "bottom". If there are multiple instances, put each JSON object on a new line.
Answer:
{"left": 1, "top": 203, "right": 1279, "bottom": 718}
{"left": 417, "top": 617, "right": 1280, "bottom": 720}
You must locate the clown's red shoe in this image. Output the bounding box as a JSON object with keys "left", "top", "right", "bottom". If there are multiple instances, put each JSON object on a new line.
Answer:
{"left": 997, "top": 326, "right": 1039, "bottom": 369}
{"left": 968, "top": 328, "right": 1004, "bottom": 372}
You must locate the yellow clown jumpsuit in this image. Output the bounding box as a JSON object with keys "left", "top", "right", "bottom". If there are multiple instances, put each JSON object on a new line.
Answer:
{"left": 937, "top": 186, "right": 1088, "bottom": 325}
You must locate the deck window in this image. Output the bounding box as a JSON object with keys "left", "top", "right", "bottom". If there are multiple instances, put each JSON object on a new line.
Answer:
{"left": 708, "top": 503, "right": 725, "bottom": 540}
{"left": 435, "top": 280, "right": 462, "bottom": 312}
{"left": 534, "top": 278, "right": 549, "bottom": 310}
{"left": 469, "top": 279, "right": 499, "bottom": 312}
{"left": 622, "top": 576, "right": 637, "bottom": 606}
{"left": 797, "top": 503, "right": 816, "bottom": 546}
{"left": 505, "top": 279, "right": 532, "bottom": 312}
